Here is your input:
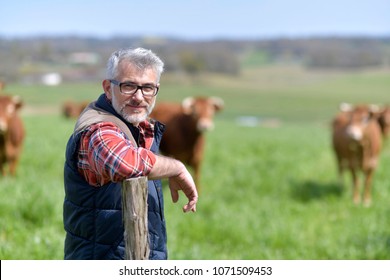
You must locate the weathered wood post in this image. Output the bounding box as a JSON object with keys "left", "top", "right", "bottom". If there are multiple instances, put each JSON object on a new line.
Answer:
{"left": 121, "top": 176, "right": 149, "bottom": 260}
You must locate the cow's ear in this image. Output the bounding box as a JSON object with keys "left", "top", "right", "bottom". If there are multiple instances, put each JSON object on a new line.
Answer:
{"left": 12, "top": 96, "right": 23, "bottom": 110}
{"left": 182, "top": 97, "right": 195, "bottom": 115}
{"left": 339, "top": 102, "right": 353, "bottom": 112}
{"left": 210, "top": 97, "right": 224, "bottom": 112}
{"left": 369, "top": 104, "right": 381, "bottom": 119}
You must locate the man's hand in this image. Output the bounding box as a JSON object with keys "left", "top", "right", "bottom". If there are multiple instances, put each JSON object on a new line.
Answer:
{"left": 148, "top": 155, "right": 198, "bottom": 212}
{"left": 168, "top": 167, "right": 198, "bottom": 212}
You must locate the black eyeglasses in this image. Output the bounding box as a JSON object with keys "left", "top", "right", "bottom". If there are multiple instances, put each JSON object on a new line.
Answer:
{"left": 110, "top": 79, "right": 159, "bottom": 97}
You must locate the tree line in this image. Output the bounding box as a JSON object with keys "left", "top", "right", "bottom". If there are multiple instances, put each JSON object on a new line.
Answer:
{"left": 0, "top": 35, "right": 389, "bottom": 83}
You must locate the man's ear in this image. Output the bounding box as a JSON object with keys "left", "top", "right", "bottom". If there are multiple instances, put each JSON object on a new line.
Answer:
{"left": 102, "top": 79, "right": 113, "bottom": 100}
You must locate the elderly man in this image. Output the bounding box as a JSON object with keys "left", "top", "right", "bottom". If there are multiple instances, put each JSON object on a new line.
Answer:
{"left": 63, "top": 48, "right": 198, "bottom": 260}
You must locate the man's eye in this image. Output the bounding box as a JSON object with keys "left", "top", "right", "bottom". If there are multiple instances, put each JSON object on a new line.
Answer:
{"left": 122, "top": 84, "right": 137, "bottom": 90}
{"left": 142, "top": 86, "right": 154, "bottom": 92}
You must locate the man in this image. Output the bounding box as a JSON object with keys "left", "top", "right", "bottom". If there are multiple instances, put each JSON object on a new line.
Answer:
{"left": 63, "top": 48, "right": 198, "bottom": 260}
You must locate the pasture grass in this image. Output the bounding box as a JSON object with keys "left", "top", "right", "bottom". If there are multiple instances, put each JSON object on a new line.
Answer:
{"left": 165, "top": 122, "right": 390, "bottom": 259}
{"left": 1, "top": 65, "right": 390, "bottom": 259}
{"left": 0, "top": 115, "right": 73, "bottom": 259}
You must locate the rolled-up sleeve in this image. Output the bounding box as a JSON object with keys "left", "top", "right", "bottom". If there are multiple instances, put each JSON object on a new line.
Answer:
{"left": 78, "top": 122, "right": 156, "bottom": 187}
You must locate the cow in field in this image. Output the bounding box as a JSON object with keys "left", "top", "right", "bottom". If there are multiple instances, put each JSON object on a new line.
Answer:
{"left": 331, "top": 103, "right": 382, "bottom": 206}
{"left": 0, "top": 95, "right": 25, "bottom": 176}
{"left": 62, "top": 100, "right": 89, "bottom": 119}
{"left": 378, "top": 105, "right": 390, "bottom": 139}
{"left": 150, "top": 96, "right": 224, "bottom": 192}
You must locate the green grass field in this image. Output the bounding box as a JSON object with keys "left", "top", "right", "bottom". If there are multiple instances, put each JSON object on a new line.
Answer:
{"left": 1, "top": 65, "right": 389, "bottom": 259}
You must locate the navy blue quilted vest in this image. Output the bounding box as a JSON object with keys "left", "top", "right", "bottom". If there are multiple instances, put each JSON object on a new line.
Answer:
{"left": 63, "top": 94, "right": 167, "bottom": 259}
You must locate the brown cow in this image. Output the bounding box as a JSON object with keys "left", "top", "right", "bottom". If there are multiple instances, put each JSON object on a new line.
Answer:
{"left": 0, "top": 95, "right": 25, "bottom": 176}
{"left": 378, "top": 105, "right": 390, "bottom": 139}
{"left": 331, "top": 103, "right": 382, "bottom": 206}
{"left": 62, "top": 100, "right": 89, "bottom": 119}
{"left": 150, "top": 96, "right": 224, "bottom": 192}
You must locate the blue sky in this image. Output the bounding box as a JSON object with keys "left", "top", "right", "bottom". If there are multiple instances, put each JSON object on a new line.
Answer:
{"left": 1, "top": 0, "right": 389, "bottom": 39}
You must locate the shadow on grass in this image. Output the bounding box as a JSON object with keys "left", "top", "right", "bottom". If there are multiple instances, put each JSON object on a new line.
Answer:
{"left": 290, "top": 180, "right": 344, "bottom": 203}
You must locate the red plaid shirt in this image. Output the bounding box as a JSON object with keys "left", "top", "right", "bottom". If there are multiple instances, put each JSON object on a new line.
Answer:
{"left": 77, "top": 121, "right": 156, "bottom": 187}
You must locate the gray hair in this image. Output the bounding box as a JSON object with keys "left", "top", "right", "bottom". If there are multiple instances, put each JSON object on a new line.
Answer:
{"left": 106, "top": 47, "right": 164, "bottom": 82}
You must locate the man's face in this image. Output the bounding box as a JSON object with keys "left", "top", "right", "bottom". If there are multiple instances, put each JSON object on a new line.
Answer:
{"left": 103, "top": 61, "right": 159, "bottom": 125}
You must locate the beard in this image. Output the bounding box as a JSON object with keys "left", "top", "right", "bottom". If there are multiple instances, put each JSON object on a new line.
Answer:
{"left": 112, "top": 94, "right": 155, "bottom": 125}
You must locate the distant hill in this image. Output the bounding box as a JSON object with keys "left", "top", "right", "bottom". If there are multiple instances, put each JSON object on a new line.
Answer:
{"left": 0, "top": 35, "right": 389, "bottom": 83}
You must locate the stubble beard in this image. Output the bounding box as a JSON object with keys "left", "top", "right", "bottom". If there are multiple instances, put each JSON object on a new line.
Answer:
{"left": 112, "top": 94, "right": 155, "bottom": 125}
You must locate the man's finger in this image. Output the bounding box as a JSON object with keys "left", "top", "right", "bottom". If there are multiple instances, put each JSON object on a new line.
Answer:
{"left": 170, "top": 187, "right": 179, "bottom": 203}
{"left": 183, "top": 202, "right": 196, "bottom": 213}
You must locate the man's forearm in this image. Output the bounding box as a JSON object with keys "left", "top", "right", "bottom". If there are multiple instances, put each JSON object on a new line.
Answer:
{"left": 147, "top": 154, "right": 185, "bottom": 180}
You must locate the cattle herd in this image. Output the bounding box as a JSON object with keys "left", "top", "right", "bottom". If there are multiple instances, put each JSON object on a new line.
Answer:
{"left": 0, "top": 79, "right": 389, "bottom": 207}
{"left": 331, "top": 103, "right": 390, "bottom": 206}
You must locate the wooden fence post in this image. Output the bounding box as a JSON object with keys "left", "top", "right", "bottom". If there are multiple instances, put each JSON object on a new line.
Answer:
{"left": 121, "top": 176, "right": 149, "bottom": 260}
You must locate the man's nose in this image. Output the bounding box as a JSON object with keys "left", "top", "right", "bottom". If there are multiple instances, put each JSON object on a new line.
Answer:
{"left": 131, "top": 89, "right": 144, "bottom": 100}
